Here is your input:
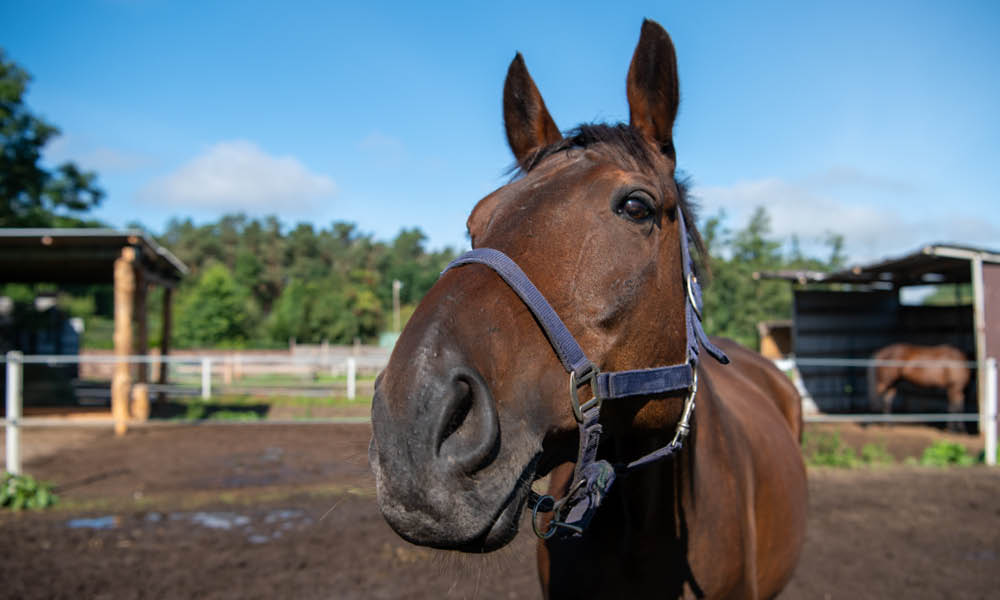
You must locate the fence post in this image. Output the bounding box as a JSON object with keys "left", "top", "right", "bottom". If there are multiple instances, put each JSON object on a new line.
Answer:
{"left": 201, "top": 357, "right": 212, "bottom": 400}
{"left": 986, "top": 357, "right": 997, "bottom": 467}
{"left": 5, "top": 351, "right": 23, "bottom": 476}
{"left": 347, "top": 358, "right": 356, "bottom": 400}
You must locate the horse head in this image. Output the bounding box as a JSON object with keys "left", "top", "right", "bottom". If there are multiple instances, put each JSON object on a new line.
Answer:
{"left": 369, "top": 20, "right": 705, "bottom": 552}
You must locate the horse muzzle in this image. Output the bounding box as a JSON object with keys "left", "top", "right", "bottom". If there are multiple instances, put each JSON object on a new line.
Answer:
{"left": 369, "top": 358, "right": 541, "bottom": 551}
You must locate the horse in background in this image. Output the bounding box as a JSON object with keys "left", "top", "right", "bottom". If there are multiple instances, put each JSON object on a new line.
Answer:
{"left": 868, "top": 343, "right": 970, "bottom": 431}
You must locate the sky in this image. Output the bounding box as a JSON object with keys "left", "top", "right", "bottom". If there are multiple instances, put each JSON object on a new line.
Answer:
{"left": 2, "top": 0, "right": 998, "bottom": 264}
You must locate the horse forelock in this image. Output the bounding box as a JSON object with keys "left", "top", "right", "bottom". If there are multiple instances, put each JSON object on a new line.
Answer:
{"left": 506, "top": 122, "right": 711, "bottom": 283}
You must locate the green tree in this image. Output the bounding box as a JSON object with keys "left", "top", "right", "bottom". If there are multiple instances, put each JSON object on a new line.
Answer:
{"left": 0, "top": 50, "right": 103, "bottom": 226}
{"left": 378, "top": 228, "right": 456, "bottom": 307}
{"left": 175, "top": 264, "right": 250, "bottom": 347}
{"left": 701, "top": 207, "right": 844, "bottom": 348}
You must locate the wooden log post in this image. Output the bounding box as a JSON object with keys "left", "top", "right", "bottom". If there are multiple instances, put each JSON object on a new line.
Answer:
{"left": 112, "top": 247, "right": 137, "bottom": 436}
{"left": 158, "top": 287, "right": 172, "bottom": 404}
{"left": 135, "top": 273, "right": 149, "bottom": 384}
{"left": 131, "top": 383, "right": 150, "bottom": 422}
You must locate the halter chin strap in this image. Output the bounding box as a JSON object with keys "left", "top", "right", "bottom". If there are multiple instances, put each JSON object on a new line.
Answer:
{"left": 441, "top": 211, "right": 728, "bottom": 538}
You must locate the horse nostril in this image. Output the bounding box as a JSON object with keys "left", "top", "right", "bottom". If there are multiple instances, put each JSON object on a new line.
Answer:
{"left": 435, "top": 368, "right": 500, "bottom": 475}
{"left": 439, "top": 380, "right": 473, "bottom": 445}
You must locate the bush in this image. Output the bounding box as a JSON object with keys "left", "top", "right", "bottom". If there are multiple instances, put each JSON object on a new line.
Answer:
{"left": 1, "top": 472, "right": 58, "bottom": 510}
{"left": 803, "top": 434, "right": 895, "bottom": 468}
{"left": 919, "top": 441, "right": 975, "bottom": 467}
{"left": 805, "top": 433, "right": 859, "bottom": 468}
{"left": 860, "top": 442, "right": 895, "bottom": 465}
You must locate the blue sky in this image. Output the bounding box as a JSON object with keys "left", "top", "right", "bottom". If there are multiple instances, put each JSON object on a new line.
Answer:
{"left": 2, "top": 0, "right": 998, "bottom": 263}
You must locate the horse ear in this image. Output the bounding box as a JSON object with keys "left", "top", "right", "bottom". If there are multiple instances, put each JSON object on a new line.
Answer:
{"left": 503, "top": 53, "right": 562, "bottom": 168}
{"left": 626, "top": 19, "right": 680, "bottom": 159}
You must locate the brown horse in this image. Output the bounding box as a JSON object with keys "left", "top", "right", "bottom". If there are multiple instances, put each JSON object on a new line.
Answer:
{"left": 869, "top": 343, "right": 970, "bottom": 428}
{"left": 369, "top": 20, "right": 807, "bottom": 598}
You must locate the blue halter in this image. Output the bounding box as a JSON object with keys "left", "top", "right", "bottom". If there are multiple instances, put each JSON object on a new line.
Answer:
{"left": 441, "top": 210, "right": 728, "bottom": 538}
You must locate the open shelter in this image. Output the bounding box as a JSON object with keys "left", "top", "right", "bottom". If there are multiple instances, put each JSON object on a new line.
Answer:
{"left": 760, "top": 243, "right": 999, "bottom": 429}
{"left": 0, "top": 228, "right": 187, "bottom": 434}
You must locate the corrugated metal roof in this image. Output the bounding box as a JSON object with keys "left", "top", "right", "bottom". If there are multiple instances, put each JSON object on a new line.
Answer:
{"left": 757, "top": 243, "right": 1000, "bottom": 287}
{"left": 0, "top": 228, "right": 188, "bottom": 285}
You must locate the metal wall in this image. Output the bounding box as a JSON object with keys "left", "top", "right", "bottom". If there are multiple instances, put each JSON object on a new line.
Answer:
{"left": 793, "top": 290, "right": 975, "bottom": 413}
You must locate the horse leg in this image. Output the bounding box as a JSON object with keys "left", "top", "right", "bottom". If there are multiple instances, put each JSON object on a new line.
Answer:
{"left": 946, "top": 385, "right": 965, "bottom": 433}
{"left": 881, "top": 387, "right": 897, "bottom": 414}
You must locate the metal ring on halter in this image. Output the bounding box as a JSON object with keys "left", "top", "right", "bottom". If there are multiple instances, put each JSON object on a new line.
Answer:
{"left": 530, "top": 478, "right": 588, "bottom": 539}
{"left": 531, "top": 494, "right": 559, "bottom": 539}
{"left": 686, "top": 272, "right": 702, "bottom": 321}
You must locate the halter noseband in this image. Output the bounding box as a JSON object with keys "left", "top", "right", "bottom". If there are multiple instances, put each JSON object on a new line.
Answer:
{"left": 441, "top": 211, "right": 728, "bottom": 538}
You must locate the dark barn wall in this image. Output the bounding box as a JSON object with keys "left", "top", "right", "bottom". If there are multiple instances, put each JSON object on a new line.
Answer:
{"left": 793, "top": 290, "right": 975, "bottom": 413}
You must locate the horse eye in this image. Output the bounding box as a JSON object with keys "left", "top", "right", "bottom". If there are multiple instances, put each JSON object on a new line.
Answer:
{"left": 618, "top": 197, "right": 652, "bottom": 222}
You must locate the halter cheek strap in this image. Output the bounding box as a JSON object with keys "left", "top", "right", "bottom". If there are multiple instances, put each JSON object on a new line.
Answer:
{"left": 441, "top": 211, "right": 728, "bottom": 538}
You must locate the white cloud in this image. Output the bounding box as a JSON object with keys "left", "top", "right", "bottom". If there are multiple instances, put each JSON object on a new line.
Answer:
{"left": 138, "top": 140, "right": 336, "bottom": 211}
{"left": 693, "top": 176, "right": 1000, "bottom": 263}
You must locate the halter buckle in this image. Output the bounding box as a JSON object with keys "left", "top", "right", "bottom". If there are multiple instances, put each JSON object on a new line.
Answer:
{"left": 669, "top": 363, "right": 699, "bottom": 447}
{"left": 570, "top": 365, "right": 601, "bottom": 423}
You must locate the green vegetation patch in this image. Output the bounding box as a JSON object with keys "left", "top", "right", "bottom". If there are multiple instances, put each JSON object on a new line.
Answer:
{"left": 1, "top": 472, "right": 58, "bottom": 511}
{"left": 804, "top": 432, "right": 867, "bottom": 468}
{"left": 918, "top": 441, "right": 976, "bottom": 467}
{"left": 804, "top": 433, "right": 987, "bottom": 469}
{"left": 803, "top": 433, "right": 895, "bottom": 468}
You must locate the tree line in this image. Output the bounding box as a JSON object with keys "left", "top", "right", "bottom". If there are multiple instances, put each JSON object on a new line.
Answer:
{"left": 157, "top": 216, "right": 457, "bottom": 347}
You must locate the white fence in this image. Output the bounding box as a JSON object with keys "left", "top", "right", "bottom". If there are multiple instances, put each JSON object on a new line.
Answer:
{"left": 3, "top": 351, "right": 997, "bottom": 475}
{"left": 2, "top": 350, "right": 390, "bottom": 475}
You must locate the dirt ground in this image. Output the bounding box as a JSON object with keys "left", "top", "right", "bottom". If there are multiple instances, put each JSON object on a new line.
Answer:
{"left": 1, "top": 423, "right": 998, "bottom": 599}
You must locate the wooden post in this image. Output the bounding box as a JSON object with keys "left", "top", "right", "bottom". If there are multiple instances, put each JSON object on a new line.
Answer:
{"left": 135, "top": 274, "right": 149, "bottom": 384}
{"left": 131, "top": 383, "right": 150, "bottom": 422}
{"left": 158, "top": 287, "right": 172, "bottom": 404}
{"left": 113, "top": 247, "right": 137, "bottom": 436}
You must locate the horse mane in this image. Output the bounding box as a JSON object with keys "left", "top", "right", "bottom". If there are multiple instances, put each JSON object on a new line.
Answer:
{"left": 511, "top": 123, "right": 711, "bottom": 281}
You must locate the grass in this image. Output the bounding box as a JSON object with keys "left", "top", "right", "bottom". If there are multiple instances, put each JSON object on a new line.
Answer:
{"left": 175, "top": 403, "right": 263, "bottom": 422}
{"left": 803, "top": 432, "right": 985, "bottom": 469}
{"left": 201, "top": 393, "right": 372, "bottom": 407}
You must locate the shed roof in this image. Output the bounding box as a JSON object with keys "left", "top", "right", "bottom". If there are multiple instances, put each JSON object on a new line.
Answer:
{"left": 0, "top": 228, "right": 188, "bottom": 286}
{"left": 757, "top": 243, "right": 1000, "bottom": 287}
